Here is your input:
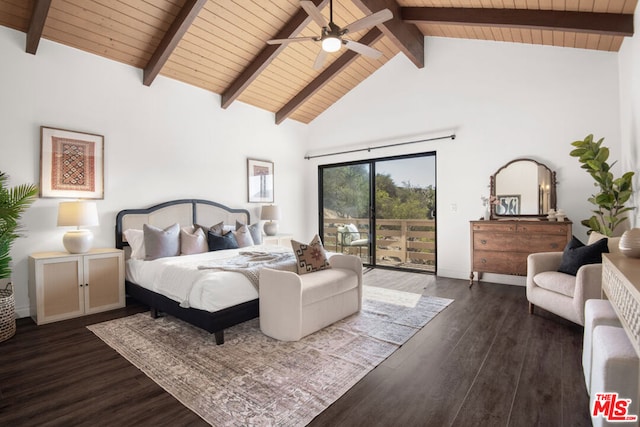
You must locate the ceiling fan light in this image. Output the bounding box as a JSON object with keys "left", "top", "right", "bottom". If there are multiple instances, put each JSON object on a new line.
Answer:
{"left": 322, "top": 36, "right": 341, "bottom": 52}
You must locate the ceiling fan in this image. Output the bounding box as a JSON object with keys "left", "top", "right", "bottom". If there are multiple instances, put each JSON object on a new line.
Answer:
{"left": 267, "top": 0, "right": 393, "bottom": 70}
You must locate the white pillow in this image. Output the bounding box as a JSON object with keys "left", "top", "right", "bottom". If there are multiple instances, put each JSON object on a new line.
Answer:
{"left": 123, "top": 229, "right": 145, "bottom": 260}
{"left": 180, "top": 225, "right": 208, "bottom": 255}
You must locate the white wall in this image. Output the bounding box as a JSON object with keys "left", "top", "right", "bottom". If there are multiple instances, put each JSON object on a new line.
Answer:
{"left": 0, "top": 26, "right": 308, "bottom": 317}
{"left": 306, "top": 37, "right": 622, "bottom": 283}
{"left": 619, "top": 9, "right": 640, "bottom": 228}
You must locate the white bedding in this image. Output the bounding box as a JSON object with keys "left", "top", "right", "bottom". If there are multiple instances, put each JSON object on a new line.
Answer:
{"left": 126, "top": 245, "right": 291, "bottom": 312}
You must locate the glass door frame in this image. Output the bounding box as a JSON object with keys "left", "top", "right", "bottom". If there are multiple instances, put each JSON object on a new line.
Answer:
{"left": 318, "top": 151, "right": 437, "bottom": 273}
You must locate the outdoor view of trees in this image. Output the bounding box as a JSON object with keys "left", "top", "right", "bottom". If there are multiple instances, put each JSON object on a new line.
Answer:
{"left": 322, "top": 164, "right": 436, "bottom": 219}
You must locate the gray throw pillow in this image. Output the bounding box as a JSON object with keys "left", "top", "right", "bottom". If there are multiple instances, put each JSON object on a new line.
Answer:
{"left": 144, "top": 223, "right": 180, "bottom": 260}
{"left": 233, "top": 224, "right": 255, "bottom": 248}
{"left": 236, "top": 220, "right": 262, "bottom": 245}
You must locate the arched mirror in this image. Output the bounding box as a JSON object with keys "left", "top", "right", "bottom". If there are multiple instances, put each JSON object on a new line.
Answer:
{"left": 490, "top": 158, "right": 556, "bottom": 219}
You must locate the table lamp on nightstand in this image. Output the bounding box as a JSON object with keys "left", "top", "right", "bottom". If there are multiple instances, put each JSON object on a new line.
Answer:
{"left": 57, "top": 201, "right": 99, "bottom": 254}
{"left": 261, "top": 205, "right": 281, "bottom": 236}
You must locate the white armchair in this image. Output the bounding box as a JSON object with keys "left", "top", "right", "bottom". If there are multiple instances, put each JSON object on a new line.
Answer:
{"left": 526, "top": 233, "right": 620, "bottom": 326}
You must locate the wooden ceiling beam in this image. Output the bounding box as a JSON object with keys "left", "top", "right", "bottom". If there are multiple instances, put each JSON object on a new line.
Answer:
{"left": 401, "top": 7, "right": 634, "bottom": 37}
{"left": 143, "top": 0, "right": 207, "bottom": 87}
{"left": 275, "top": 28, "right": 384, "bottom": 125}
{"left": 26, "top": 0, "right": 52, "bottom": 54}
{"left": 352, "top": 0, "right": 424, "bottom": 69}
{"left": 221, "top": 0, "right": 329, "bottom": 109}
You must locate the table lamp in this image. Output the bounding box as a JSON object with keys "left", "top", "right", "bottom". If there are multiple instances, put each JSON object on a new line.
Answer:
{"left": 57, "top": 201, "right": 99, "bottom": 253}
{"left": 261, "top": 205, "right": 281, "bottom": 236}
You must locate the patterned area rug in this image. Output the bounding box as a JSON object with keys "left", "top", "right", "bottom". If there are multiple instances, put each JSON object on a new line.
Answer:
{"left": 88, "top": 287, "right": 452, "bottom": 426}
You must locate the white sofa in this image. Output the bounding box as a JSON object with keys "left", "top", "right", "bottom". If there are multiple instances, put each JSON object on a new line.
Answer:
{"left": 259, "top": 254, "right": 362, "bottom": 341}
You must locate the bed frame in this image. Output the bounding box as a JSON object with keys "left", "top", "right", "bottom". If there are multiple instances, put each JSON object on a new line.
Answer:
{"left": 115, "top": 199, "right": 258, "bottom": 345}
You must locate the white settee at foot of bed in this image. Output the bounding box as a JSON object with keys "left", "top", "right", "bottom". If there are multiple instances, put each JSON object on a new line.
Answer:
{"left": 258, "top": 254, "right": 363, "bottom": 341}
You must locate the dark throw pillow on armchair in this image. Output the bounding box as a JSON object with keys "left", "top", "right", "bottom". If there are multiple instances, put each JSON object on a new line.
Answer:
{"left": 557, "top": 236, "right": 609, "bottom": 276}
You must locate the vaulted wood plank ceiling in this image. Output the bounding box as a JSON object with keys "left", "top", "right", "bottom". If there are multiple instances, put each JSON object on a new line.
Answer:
{"left": 0, "top": 0, "right": 635, "bottom": 124}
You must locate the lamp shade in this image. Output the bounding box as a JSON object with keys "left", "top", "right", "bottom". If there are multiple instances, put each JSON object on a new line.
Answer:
{"left": 57, "top": 201, "right": 99, "bottom": 227}
{"left": 57, "top": 202, "right": 99, "bottom": 254}
{"left": 261, "top": 205, "right": 281, "bottom": 221}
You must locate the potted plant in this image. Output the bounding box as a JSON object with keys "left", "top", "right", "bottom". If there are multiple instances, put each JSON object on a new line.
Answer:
{"left": 0, "top": 171, "right": 37, "bottom": 342}
{"left": 570, "top": 134, "right": 635, "bottom": 236}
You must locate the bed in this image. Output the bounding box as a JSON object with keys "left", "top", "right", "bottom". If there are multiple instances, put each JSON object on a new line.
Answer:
{"left": 115, "top": 199, "right": 279, "bottom": 345}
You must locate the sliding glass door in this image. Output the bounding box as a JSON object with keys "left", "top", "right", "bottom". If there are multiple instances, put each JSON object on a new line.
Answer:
{"left": 320, "top": 163, "right": 372, "bottom": 263}
{"left": 319, "top": 152, "right": 436, "bottom": 273}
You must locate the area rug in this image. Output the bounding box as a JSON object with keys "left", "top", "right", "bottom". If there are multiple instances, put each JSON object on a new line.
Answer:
{"left": 88, "top": 288, "right": 452, "bottom": 426}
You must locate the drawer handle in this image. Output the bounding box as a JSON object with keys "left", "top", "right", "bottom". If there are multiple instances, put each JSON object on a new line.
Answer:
{"left": 480, "top": 258, "right": 487, "bottom": 264}
{"left": 480, "top": 239, "right": 487, "bottom": 245}
{"left": 550, "top": 243, "right": 558, "bottom": 249}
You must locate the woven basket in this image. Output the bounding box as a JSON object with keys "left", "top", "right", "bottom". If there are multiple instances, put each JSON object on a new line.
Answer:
{"left": 0, "top": 283, "right": 16, "bottom": 343}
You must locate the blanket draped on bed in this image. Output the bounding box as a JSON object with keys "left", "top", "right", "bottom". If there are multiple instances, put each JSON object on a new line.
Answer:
{"left": 197, "top": 251, "right": 297, "bottom": 289}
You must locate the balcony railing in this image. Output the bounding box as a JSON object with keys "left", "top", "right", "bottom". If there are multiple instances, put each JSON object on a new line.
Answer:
{"left": 323, "top": 218, "right": 436, "bottom": 272}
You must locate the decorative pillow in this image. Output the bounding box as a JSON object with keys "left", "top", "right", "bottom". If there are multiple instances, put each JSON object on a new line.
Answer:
{"left": 233, "top": 224, "right": 255, "bottom": 248}
{"left": 557, "top": 236, "right": 609, "bottom": 276}
{"left": 144, "top": 223, "right": 180, "bottom": 260}
{"left": 291, "top": 235, "right": 331, "bottom": 275}
{"left": 208, "top": 221, "right": 228, "bottom": 236}
{"left": 207, "top": 230, "right": 239, "bottom": 251}
{"left": 123, "top": 229, "right": 145, "bottom": 260}
{"left": 236, "top": 220, "right": 262, "bottom": 245}
{"left": 180, "top": 225, "right": 208, "bottom": 255}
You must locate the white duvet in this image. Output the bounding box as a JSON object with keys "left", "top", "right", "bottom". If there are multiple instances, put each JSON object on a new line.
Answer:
{"left": 126, "top": 245, "right": 292, "bottom": 312}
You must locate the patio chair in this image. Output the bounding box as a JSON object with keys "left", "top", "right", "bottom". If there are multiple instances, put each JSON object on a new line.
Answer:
{"left": 337, "top": 224, "right": 369, "bottom": 257}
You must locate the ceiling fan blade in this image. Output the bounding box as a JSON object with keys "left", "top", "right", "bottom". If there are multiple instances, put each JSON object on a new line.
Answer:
{"left": 313, "top": 49, "right": 328, "bottom": 70}
{"left": 301, "top": 1, "right": 328, "bottom": 28}
{"left": 344, "top": 40, "right": 383, "bottom": 59}
{"left": 342, "top": 9, "right": 392, "bottom": 34}
{"left": 267, "top": 36, "right": 317, "bottom": 45}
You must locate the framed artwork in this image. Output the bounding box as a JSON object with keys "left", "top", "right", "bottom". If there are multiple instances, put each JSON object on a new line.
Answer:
{"left": 247, "top": 158, "right": 274, "bottom": 203}
{"left": 496, "top": 194, "right": 521, "bottom": 215}
{"left": 40, "top": 126, "right": 104, "bottom": 199}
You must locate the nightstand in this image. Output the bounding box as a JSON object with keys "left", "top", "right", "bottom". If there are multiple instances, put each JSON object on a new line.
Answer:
{"left": 28, "top": 248, "right": 125, "bottom": 325}
{"left": 262, "top": 233, "right": 293, "bottom": 247}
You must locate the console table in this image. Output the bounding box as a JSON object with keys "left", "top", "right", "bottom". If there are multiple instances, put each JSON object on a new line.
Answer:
{"left": 469, "top": 220, "right": 572, "bottom": 285}
{"left": 602, "top": 253, "right": 640, "bottom": 356}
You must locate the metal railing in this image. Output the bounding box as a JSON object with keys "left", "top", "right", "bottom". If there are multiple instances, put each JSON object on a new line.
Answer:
{"left": 323, "top": 218, "right": 436, "bottom": 272}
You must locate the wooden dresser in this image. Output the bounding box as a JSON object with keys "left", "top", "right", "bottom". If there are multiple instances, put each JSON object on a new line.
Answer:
{"left": 469, "top": 220, "right": 572, "bottom": 285}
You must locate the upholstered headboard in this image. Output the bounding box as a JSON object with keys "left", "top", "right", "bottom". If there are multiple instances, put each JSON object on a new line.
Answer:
{"left": 115, "top": 199, "right": 250, "bottom": 250}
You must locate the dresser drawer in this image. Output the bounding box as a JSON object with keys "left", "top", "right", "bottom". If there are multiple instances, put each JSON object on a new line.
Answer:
{"left": 474, "top": 232, "right": 520, "bottom": 251}
{"left": 472, "top": 223, "right": 516, "bottom": 233}
{"left": 472, "top": 251, "right": 527, "bottom": 275}
{"left": 516, "top": 222, "right": 570, "bottom": 235}
{"left": 518, "top": 234, "right": 568, "bottom": 252}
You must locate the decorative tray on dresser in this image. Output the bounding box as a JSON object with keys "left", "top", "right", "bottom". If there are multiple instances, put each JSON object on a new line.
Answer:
{"left": 469, "top": 219, "right": 572, "bottom": 285}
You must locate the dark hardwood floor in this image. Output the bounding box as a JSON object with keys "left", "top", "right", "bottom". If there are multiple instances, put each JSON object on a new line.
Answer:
{"left": 0, "top": 273, "right": 590, "bottom": 426}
